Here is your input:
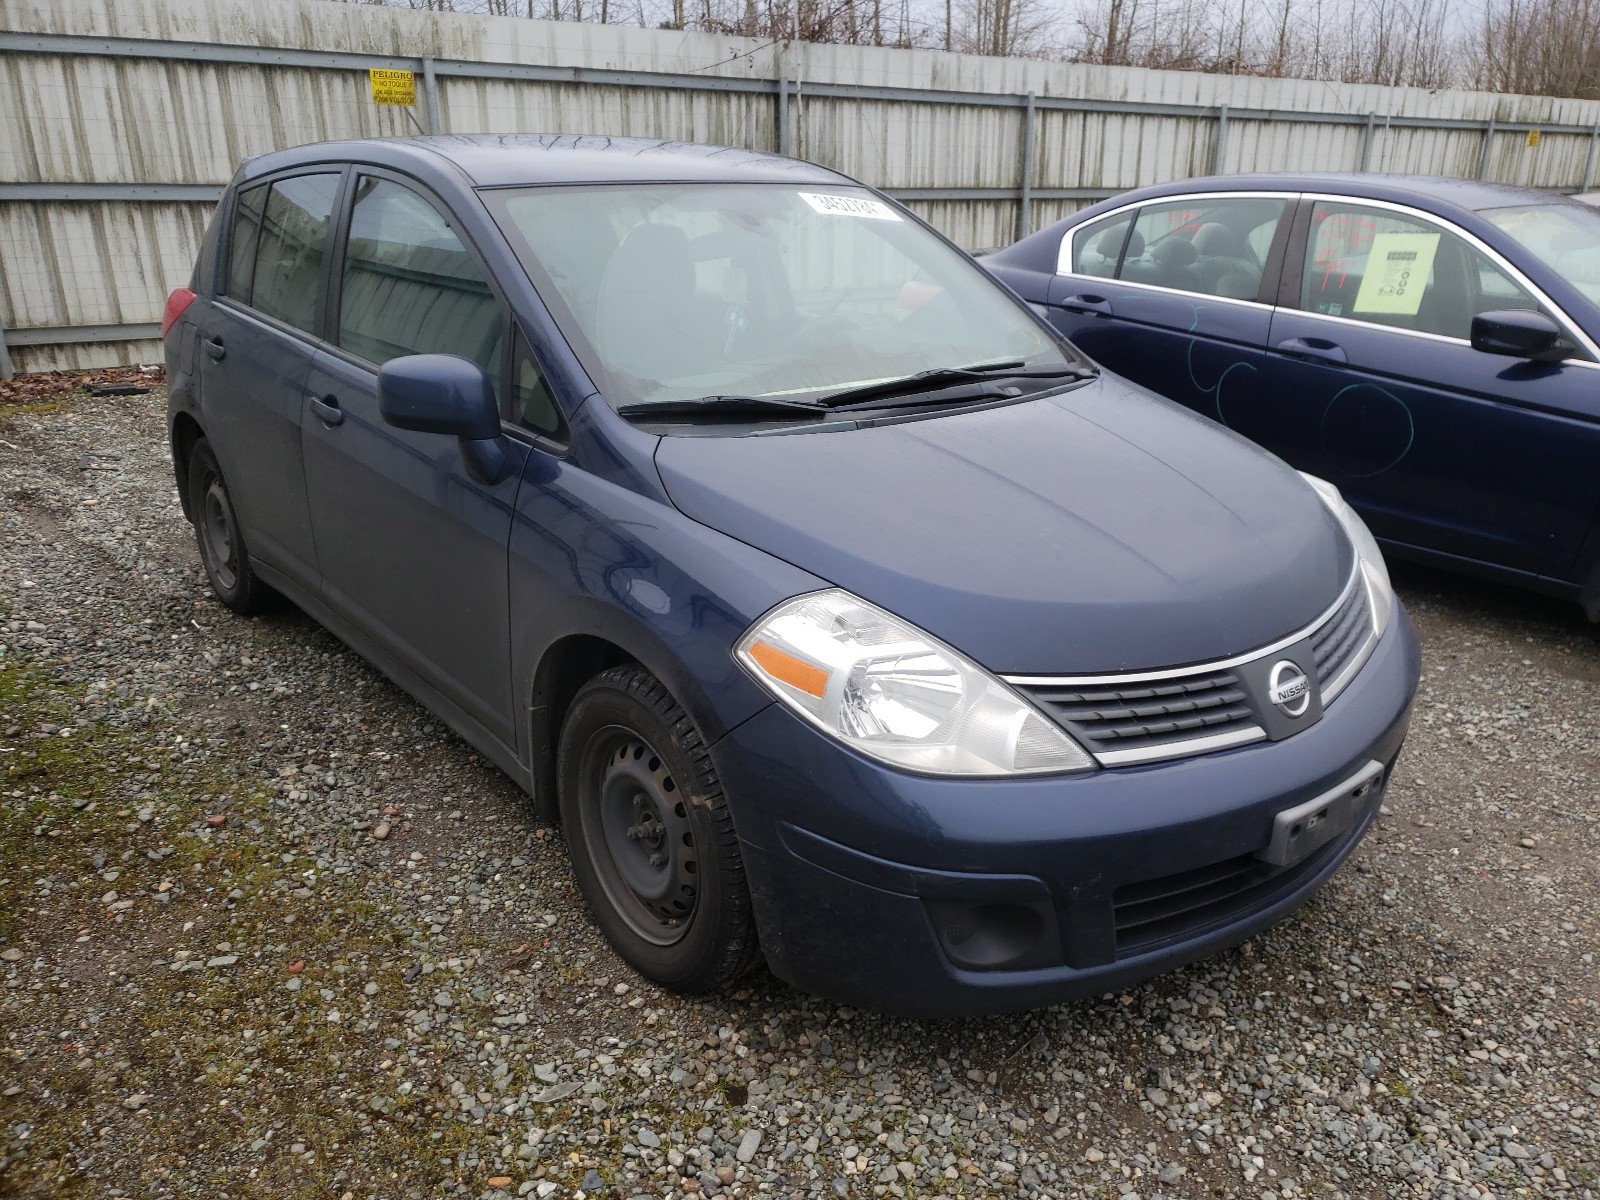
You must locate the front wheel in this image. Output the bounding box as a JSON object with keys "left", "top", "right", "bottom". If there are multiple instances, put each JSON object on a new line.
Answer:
{"left": 557, "top": 665, "right": 760, "bottom": 992}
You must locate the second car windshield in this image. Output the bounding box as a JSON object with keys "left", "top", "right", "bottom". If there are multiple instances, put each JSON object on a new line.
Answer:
{"left": 1481, "top": 201, "right": 1600, "bottom": 306}
{"left": 486, "top": 182, "right": 1059, "bottom": 409}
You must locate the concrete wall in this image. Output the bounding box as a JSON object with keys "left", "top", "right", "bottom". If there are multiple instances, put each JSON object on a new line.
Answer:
{"left": 6, "top": 0, "right": 1600, "bottom": 373}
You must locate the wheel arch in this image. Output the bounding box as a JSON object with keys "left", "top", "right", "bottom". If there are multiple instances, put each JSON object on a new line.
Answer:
{"left": 170, "top": 411, "right": 206, "bottom": 522}
{"left": 523, "top": 610, "right": 769, "bottom": 826}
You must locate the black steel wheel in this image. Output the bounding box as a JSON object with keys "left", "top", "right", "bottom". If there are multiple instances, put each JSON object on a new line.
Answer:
{"left": 186, "top": 439, "right": 277, "bottom": 615}
{"left": 557, "top": 664, "right": 760, "bottom": 992}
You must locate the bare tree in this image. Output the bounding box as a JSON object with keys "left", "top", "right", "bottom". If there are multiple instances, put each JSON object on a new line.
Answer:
{"left": 1471, "top": 0, "right": 1600, "bottom": 99}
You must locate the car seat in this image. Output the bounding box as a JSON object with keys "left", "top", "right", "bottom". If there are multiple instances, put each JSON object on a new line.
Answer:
{"left": 1191, "top": 223, "right": 1261, "bottom": 300}
{"left": 595, "top": 223, "right": 728, "bottom": 382}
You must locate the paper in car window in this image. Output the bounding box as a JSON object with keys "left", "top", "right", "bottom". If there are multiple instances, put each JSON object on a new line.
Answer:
{"left": 799, "top": 192, "right": 901, "bottom": 221}
{"left": 1352, "top": 232, "right": 1440, "bottom": 315}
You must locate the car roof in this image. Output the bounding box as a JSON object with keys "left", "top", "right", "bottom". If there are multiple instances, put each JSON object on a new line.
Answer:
{"left": 1113, "top": 172, "right": 1580, "bottom": 214}
{"left": 239, "top": 134, "right": 852, "bottom": 189}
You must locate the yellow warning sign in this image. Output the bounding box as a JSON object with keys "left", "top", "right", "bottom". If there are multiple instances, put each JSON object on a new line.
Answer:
{"left": 369, "top": 68, "right": 416, "bottom": 107}
{"left": 1526, "top": 129, "right": 1542, "bottom": 148}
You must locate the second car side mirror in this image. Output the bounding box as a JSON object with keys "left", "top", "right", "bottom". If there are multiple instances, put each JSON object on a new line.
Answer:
{"left": 378, "top": 354, "right": 511, "bottom": 483}
{"left": 1469, "top": 309, "right": 1574, "bottom": 363}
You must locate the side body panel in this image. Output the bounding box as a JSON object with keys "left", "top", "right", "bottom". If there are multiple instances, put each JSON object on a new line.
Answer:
{"left": 302, "top": 346, "right": 530, "bottom": 748}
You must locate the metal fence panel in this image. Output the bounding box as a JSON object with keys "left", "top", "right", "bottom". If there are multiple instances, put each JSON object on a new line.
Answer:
{"left": 6, "top": 0, "right": 1600, "bottom": 373}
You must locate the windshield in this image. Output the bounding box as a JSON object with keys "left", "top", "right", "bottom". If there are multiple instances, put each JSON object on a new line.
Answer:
{"left": 1481, "top": 202, "right": 1600, "bottom": 307}
{"left": 485, "top": 183, "right": 1060, "bottom": 409}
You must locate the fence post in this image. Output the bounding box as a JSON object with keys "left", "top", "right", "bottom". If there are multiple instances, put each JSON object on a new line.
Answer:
{"left": 1583, "top": 124, "right": 1600, "bottom": 192}
{"left": 1477, "top": 118, "right": 1496, "bottom": 179}
{"left": 0, "top": 323, "right": 14, "bottom": 382}
{"left": 1017, "top": 91, "right": 1036, "bottom": 242}
{"left": 777, "top": 75, "right": 789, "bottom": 156}
{"left": 1213, "top": 104, "right": 1229, "bottom": 174}
{"left": 1359, "top": 112, "right": 1376, "bottom": 171}
{"left": 421, "top": 56, "right": 442, "bottom": 134}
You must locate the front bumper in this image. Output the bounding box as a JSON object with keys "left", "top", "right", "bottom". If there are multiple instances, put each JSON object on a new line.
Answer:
{"left": 714, "top": 599, "right": 1421, "bottom": 1017}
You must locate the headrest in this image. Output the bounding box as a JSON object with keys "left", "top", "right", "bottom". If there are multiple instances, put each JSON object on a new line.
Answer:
{"left": 1094, "top": 225, "right": 1128, "bottom": 259}
{"left": 1152, "top": 237, "right": 1199, "bottom": 267}
{"left": 1192, "top": 222, "right": 1247, "bottom": 259}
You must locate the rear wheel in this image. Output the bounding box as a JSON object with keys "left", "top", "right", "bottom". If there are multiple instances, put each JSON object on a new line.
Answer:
{"left": 557, "top": 665, "right": 760, "bottom": 992}
{"left": 186, "top": 439, "right": 277, "bottom": 615}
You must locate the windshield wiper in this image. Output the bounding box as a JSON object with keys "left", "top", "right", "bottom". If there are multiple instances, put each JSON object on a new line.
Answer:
{"left": 813, "top": 361, "right": 1096, "bottom": 409}
{"left": 615, "top": 394, "right": 824, "bottom": 419}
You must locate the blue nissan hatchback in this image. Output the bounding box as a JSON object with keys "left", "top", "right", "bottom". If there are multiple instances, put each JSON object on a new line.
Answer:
{"left": 163, "top": 137, "right": 1420, "bottom": 1016}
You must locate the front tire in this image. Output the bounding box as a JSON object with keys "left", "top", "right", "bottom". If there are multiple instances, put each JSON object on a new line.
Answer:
{"left": 557, "top": 665, "right": 760, "bottom": 992}
{"left": 186, "top": 438, "right": 277, "bottom": 615}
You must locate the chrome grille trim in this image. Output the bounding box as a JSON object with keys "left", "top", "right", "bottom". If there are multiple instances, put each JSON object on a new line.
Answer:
{"left": 1007, "top": 565, "right": 1378, "bottom": 767}
{"left": 1003, "top": 567, "right": 1363, "bottom": 688}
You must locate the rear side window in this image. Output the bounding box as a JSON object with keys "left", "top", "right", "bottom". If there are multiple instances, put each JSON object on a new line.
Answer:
{"left": 1065, "top": 211, "right": 1133, "bottom": 277}
{"left": 337, "top": 176, "right": 506, "bottom": 396}
{"left": 248, "top": 174, "right": 341, "bottom": 335}
{"left": 226, "top": 183, "right": 268, "bottom": 300}
{"left": 1120, "top": 197, "right": 1288, "bottom": 301}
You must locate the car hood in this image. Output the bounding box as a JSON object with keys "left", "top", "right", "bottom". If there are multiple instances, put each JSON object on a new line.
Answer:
{"left": 653, "top": 376, "right": 1353, "bottom": 674}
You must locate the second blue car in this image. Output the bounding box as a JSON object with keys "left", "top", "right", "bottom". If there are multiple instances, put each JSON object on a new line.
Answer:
{"left": 984, "top": 173, "right": 1600, "bottom": 619}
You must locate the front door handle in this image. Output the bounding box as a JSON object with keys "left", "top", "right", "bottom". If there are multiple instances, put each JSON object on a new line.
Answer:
{"left": 308, "top": 394, "right": 344, "bottom": 427}
{"left": 1275, "top": 336, "right": 1347, "bottom": 365}
{"left": 1060, "top": 293, "right": 1113, "bottom": 316}
{"left": 203, "top": 336, "right": 226, "bottom": 361}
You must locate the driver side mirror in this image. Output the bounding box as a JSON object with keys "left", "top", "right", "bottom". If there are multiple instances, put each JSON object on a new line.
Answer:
{"left": 1470, "top": 310, "right": 1574, "bottom": 363}
{"left": 378, "top": 354, "right": 511, "bottom": 484}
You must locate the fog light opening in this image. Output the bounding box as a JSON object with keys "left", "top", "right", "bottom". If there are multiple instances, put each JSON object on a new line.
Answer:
{"left": 928, "top": 899, "right": 1059, "bottom": 972}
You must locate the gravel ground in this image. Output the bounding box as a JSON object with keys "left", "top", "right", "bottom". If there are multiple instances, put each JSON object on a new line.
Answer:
{"left": 1, "top": 378, "right": 1597, "bottom": 1200}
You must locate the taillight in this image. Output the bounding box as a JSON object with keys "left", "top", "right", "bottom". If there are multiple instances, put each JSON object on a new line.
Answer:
{"left": 161, "top": 287, "right": 197, "bottom": 339}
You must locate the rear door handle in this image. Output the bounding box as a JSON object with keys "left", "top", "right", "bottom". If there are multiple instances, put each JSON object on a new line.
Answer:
{"left": 203, "top": 336, "right": 226, "bottom": 361}
{"left": 308, "top": 394, "right": 344, "bottom": 427}
{"left": 1275, "top": 336, "right": 1347, "bottom": 365}
{"left": 1060, "top": 293, "right": 1113, "bottom": 316}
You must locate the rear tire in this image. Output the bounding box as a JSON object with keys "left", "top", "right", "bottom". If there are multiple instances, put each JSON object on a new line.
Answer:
{"left": 557, "top": 664, "right": 760, "bottom": 993}
{"left": 186, "top": 439, "right": 278, "bottom": 615}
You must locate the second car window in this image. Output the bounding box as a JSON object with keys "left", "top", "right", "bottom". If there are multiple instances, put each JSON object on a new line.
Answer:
{"left": 338, "top": 177, "right": 506, "bottom": 395}
{"left": 1299, "top": 201, "right": 1543, "bottom": 341}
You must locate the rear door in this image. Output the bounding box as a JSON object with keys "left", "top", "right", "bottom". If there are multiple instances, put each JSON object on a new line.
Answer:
{"left": 1264, "top": 196, "right": 1600, "bottom": 580}
{"left": 198, "top": 171, "right": 343, "bottom": 591}
{"left": 1043, "top": 194, "right": 1293, "bottom": 439}
{"left": 301, "top": 171, "right": 529, "bottom": 747}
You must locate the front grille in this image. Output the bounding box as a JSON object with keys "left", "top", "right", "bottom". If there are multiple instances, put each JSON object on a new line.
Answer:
{"left": 1111, "top": 817, "right": 1355, "bottom": 957}
{"left": 1021, "top": 670, "right": 1260, "bottom": 765}
{"left": 1007, "top": 566, "right": 1378, "bottom": 768}
{"left": 1312, "top": 578, "right": 1374, "bottom": 701}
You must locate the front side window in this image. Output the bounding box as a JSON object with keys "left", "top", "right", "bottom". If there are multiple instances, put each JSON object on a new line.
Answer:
{"left": 248, "top": 173, "right": 341, "bottom": 335}
{"left": 486, "top": 183, "right": 1058, "bottom": 411}
{"left": 507, "top": 327, "right": 564, "bottom": 439}
{"left": 1120, "top": 197, "right": 1288, "bottom": 301}
{"left": 338, "top": 177, "right": 507, "bottom": 394}
{"left": 1300, "top": 201, "right": 1544, "bottom": 342}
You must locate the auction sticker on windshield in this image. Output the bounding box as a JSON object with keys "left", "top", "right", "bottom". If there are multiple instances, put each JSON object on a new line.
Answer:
{"left": 799, "top": 192, "right": 902, "bottom": 220}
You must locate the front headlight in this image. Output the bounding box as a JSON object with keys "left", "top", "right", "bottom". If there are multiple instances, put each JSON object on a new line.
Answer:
{"left": 1301, "top": 473, "right": 1394, "bottom": 638}
{"left": 735, "top": 590, "right": 1095, "bottom": 776}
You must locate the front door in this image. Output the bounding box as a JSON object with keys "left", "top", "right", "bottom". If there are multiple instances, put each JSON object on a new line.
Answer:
{"left": 1265, "top": 197, "right": 1600, "bottom": 580}
{"left": 301, "top": 172, "right": 528, "bottom": 746}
